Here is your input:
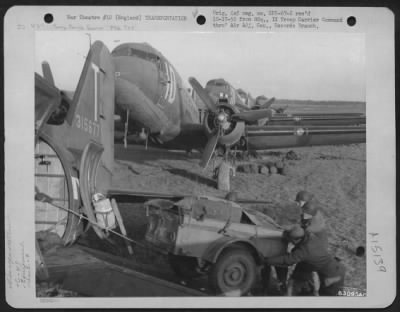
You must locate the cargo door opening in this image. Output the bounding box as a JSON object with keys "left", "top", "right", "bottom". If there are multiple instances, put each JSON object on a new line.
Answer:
{"left": 35, "top": 139, "right": 70, "bottom": 238}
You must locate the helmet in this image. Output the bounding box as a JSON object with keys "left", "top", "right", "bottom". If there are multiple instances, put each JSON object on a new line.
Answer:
{"left": 302, "top": 200, "right": 319, "bottom": 217}
{"left": 225, "top": 191, "right": 238, "bottom": 202}
{"left": 295, "top": 190, "right": 314, "bottom": 203}
{"left": 287, "top": 224, "right": 305, "bottom": 240}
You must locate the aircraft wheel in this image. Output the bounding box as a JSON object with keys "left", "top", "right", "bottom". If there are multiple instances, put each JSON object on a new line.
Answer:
{"left": 238, "top": 137, "right": 247, "bottom": 148}
{"left": 215, "top": 146, "right": 226, "bottom": 157}
{"left": 209, "top": 247, "right": 257, "bottom": 296}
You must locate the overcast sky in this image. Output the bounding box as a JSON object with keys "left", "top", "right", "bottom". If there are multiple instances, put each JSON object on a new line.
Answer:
{"left": 36, "top": 31, "right": 365, "bottom": 101}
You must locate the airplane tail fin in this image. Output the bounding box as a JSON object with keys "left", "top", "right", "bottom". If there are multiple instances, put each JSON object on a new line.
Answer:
{"left": 64, "top": 41, "right": 115, "bottom": 194}
{"left": 41, "top": 61, "right": 55, "bottom": 85}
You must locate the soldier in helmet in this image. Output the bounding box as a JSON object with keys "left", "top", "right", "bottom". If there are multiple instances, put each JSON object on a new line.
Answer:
{"left": 283, "top": 191, "right": 315, "bottom": 232}
{"left": 286, "top": 191, "right": 327, "bottom": 295}
{"left": 265, "top": 224, "right": 346, "bottom": 296}
{"left": 295, "top": 190, "right": 315, "bottom": 208}
{"left": 293, "top": 190, "right": 326, "bottom": 233}
{"left": 301, "top": 200, "right": 326, "bottom": 234}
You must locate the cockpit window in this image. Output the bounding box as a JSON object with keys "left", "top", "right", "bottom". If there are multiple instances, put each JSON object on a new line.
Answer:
{"left": 215, "top": 81, "right": 227, "bottom": 87}
{"left": 113, "top": 46, "right": 160, "bottom": 64}
{"left": 129, "top": 48, "right": 160, "bottom": 63}
{"left": 206, "top": 80, "right": 228, "bottom": 89}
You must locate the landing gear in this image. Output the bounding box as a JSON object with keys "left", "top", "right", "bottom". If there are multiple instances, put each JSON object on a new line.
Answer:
{"left": 214, "top": 146, "right": 236, "bottom": 191}
{"left": 216, "top": 161, "right": 233, "bottom": 191}
{"left": 123, "top": 109, "right": 130, "bottom": 148}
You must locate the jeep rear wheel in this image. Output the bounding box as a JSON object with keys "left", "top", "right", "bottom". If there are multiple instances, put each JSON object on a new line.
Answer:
{"left": 209, "top": 247, "right": 257, "bottom": 296}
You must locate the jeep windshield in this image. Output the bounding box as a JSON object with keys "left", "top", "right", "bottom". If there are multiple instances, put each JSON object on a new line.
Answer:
{"left": 241, "top": 208, "right": 282, "bottom": 230}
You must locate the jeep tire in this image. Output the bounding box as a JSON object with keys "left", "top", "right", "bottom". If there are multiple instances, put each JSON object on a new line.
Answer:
{"left": 209, "top": 247, "right": 257, "bottom": 296}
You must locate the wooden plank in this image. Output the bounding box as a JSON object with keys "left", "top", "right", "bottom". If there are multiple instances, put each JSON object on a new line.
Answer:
{"left": 111, "top": 199, "right": 134, "bottom": 255}
{"left": 44, "top": 246, "right": 205, "bottom": 297}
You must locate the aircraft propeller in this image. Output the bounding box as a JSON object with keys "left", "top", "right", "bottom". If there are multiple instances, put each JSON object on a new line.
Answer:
{"left": 188, "top": 77, "right": 218, "bottom": 112}
{"left": 200, "top": 129, "right": 221, "bottom": 167}
{"left": 189, "top": 77, "right": 275, "bottom": 168}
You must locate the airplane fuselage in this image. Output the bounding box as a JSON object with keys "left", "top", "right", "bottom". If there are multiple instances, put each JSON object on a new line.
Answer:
{"left": 112, "top": 43, "right": 199, "bottom": 143}
{"left": 110, "top": 43, "right": 365, "bottom": 154}
{"left": 205, "top": 78, "right": 247, "bottom": 108}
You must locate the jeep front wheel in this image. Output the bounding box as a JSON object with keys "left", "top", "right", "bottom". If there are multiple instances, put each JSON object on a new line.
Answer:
{"left": 209, "top": 247, "right": 257, "bottom": 296}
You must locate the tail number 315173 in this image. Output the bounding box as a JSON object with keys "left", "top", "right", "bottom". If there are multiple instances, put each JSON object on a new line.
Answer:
{"left": 74, "top": 62, "right": 102, "bottom": 137}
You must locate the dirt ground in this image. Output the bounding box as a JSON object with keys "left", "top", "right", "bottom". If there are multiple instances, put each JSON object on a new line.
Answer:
{"left": 84, "top": 142, "right": 366, "bottom": 293}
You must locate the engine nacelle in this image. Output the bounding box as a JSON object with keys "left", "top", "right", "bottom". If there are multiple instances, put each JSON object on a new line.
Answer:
{"left": 203, "top": 104, "right": 245, "bottom": 147}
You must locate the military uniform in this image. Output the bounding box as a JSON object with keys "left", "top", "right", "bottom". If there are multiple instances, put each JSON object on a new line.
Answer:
{"left": 302, "top": 207, "right": 326, "bottom": 233}
{"left": 265, "top": 231, "right": 345, "bottom": 296}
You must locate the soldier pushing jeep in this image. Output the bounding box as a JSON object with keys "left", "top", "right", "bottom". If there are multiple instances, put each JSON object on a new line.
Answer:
{"left": 264, "top": 224, "right": 346, "bottom": 296}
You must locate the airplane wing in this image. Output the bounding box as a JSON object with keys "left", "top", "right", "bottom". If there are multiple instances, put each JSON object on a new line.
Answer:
{"left": 161, "top": 123, "right": 208, "bottom": 151}
{"left": 264, "top": 113, "right": 366, "bottom": 126}
{"left": 244, "top": 124, "right": 366, "bottom": 150}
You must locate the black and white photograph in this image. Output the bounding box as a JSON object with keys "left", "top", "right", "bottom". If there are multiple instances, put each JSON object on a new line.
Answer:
{"left": 4, "top": 6, "right": 396, "bottom": 308}
{"left": 33, "top": 29, "right": 367, "bottom": 297}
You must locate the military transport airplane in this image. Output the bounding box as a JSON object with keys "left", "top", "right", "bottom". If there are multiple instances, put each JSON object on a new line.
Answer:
{"left": 111, "top": 42, "right": 365, "bottom": 169}
{"left": 201, "top": 77, "right": 365, "bottom": 126}
{"left": 111, "top": 43, "right": 280, "bottom": 165}
{"left": 207, "top": 80, "right": 275, "bottom": 111}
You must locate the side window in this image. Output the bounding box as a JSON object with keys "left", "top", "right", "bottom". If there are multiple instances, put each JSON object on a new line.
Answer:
{"left": 160, "top": 61, "right": 176, "bottom": 104}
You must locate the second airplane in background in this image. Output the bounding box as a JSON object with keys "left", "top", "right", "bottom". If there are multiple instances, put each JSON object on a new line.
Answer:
{"left": 111, "top": 42, "right": 365, "bottom": 168}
